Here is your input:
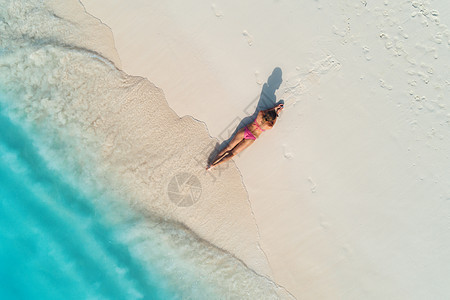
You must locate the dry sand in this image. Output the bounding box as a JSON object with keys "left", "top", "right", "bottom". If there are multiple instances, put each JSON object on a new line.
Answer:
{"left": 81, "top": 0, "right": 450, "bottom": 298}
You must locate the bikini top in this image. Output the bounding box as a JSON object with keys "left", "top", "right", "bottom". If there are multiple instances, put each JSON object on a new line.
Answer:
{"left": 253, "top": 121, "right": 266, "bottom": 132}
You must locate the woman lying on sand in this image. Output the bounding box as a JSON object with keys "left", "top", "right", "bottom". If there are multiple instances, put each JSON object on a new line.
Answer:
{"left": 207, "top": 103, "right": 284, "bottom": 170}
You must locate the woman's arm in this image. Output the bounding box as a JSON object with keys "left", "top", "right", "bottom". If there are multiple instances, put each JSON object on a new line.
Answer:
{"left": 261, "top": 104, "right": 284, "bottom": 116}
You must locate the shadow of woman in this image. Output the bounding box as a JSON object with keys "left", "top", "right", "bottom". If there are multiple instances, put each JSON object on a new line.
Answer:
{"left": 207, "top": 67, "right": 284, "bottom": 165}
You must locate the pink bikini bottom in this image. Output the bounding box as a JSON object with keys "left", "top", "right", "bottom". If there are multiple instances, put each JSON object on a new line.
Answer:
{"left": 244, "top": 126, "right": 256, "bottom": 140}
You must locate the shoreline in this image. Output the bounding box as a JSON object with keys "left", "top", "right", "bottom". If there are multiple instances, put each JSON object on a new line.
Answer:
{"left": 1, "top": 0, "right": 293, "bottom": 297}
{"left": 79, "top": 0, "right": 450, "bottom": 298}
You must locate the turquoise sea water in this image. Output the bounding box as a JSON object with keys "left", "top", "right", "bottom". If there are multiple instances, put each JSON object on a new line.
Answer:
{"left": 0, "top": 1, "right": 289, "bottom": 299}
{"left": 0, "top": 94, "right": 284, "bottom": 299}
{"left": 0, "top": 101, "right": 173, "bottom": 299}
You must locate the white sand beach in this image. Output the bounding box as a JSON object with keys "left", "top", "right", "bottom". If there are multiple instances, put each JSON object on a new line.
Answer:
{"left": 79, "top": 1, "right": 450, "bottom": 298}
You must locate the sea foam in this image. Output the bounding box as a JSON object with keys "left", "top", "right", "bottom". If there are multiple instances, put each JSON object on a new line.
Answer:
{"left": 0, "top": 0, "right": 293, "bottom": 298}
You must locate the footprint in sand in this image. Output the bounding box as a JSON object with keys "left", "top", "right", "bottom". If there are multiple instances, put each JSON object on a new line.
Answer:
{"left": 308, "top": 177, "right": 317, "bottom": 193}
{"left": 379, "top": 78, "right": 393, "bottom": 90}
{"left": 254, "top": 71, "right": 263, "bottom": 85}
{"left": 211, "top": 4, "right": 223, "bottom": 18}
{"left": 362, "top": 46, "right": 372, "bottom": 61}
{"left": 282, "top": 144, "right": 294, "bottom": 160}
{"left": 242, "top": 30, "right": 254, "bottom": 46}
{"left": 279, "top": 54, "right": 341, "bottom": 102}
{"left": 319, "top": 214, "right": 330, "bottom": 229}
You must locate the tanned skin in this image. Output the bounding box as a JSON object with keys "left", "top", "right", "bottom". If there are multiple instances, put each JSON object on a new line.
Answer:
{"left": 207, "top": 103, "right": 283, "bottom": 170}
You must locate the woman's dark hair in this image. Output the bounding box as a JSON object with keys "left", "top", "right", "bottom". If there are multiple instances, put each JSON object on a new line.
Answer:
{"left": 263, "top": 109, "right": 277, "bottom": 126}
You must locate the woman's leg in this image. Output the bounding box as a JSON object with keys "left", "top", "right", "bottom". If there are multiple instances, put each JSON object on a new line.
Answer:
{"left": 212, "top": 148, "right": 232, "bottom": 165}
{"left": 209, "top": 128, "right": 246, "bottom": 167}
{"left": 211, "top": 138, "right": 254, "bottom": 167}
{"left": 210, "top": 151, "right": 232, "bottom": 167}
{"left": 210, "top": 140, "right": 243, "bottom": 167}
